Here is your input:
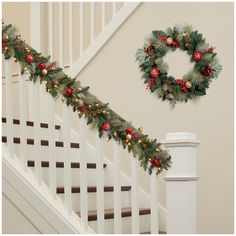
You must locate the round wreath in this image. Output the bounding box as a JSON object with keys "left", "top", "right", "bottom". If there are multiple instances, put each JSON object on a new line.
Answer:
{"left": 135, "top": 25, "right": 222, "bottom": 104}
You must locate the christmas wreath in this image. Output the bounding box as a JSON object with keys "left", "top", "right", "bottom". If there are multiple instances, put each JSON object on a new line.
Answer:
{"left": 2, "top": 22, "right": 171, "bottom": 175}
{"left": 135, "top": 25, "right": 222, "bottom": 104}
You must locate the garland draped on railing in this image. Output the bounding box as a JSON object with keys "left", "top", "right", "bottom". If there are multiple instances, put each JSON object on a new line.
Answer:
{"left": 2, "top": 22, "right": 171, "bottom": 174}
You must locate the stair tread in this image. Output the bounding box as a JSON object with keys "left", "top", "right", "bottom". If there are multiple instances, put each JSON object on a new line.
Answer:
{"left": 56, "top": 186, "right": 131, "bottom": 193}
{"left": 77, "top": 207, "right": 151, "bottom": 221}
{"left": 2, "top": 136, "right": 79, "bottom": 148}
{"left": 141, "top": 231, "right": 166, "bottom": 234}
{"left": 27, "top": 160, "right": 106, "bottom": 169}
{"left": 2, "top": 117, "right": 61, "bottom": 130}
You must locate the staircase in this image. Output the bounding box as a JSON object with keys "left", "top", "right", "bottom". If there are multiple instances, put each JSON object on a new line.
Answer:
{"left": 2, "top": 3, "right": 200, "bottom": 234}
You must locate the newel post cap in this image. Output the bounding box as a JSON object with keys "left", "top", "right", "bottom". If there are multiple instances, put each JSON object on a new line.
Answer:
{"left": 161, "top": 132, "right": 200, "bottom": 148}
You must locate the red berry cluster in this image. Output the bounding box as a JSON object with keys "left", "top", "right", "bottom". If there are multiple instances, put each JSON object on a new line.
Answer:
{"left": 126, "top": 128, "right": 138, "bottom": 139}
{"left": 101, "top": 122, "right": 111, "bottom": 131}
{"left": 151, "top": 158, "right": 160, "bottom": 168}
{"left": 146, "top": 78, "right": 156, "bottom": 89}
{"left": 146, "top": 45, "right": 155, "bottom": 54}
{"left": 202, "top": 66, "right": 214, "bottom": 76}
{"left": 80, "top": 104, "right": 88, "bottom": 116}
{"left": 176, "top": 79, "right": 189, "bottom": 93}
{"left": 150, "top": 68, "right": 160, "bottom": 78}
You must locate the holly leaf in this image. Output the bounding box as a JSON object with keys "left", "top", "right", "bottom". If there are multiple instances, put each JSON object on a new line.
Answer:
{"left": 135, "top": 49, "right": 146, "bottom": 64}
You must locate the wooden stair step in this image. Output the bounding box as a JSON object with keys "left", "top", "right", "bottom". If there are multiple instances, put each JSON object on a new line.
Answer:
{"left": 56, "top": 186, "right": 131, "bottom": 194}
{"left": 2, "top": 136, "right": 79, "bottom": 148}
{"left": 2, "top": 117, "right": 61, "bottom": 130}
{"left": 77, "top": 207, "right": 151, "bottom": 221}
{"left": 141, "top": 231, "right": 166, "bottom": 234}
{"left": 27, "top": 160, "right": 106, "bottom": 169}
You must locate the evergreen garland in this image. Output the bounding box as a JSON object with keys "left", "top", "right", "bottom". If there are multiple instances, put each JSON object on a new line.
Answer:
{"left": 135, "top": 25, "right": 222, "bottom": 104}
{"left": 2, "top": 22, "right": 171, "bottom": 175}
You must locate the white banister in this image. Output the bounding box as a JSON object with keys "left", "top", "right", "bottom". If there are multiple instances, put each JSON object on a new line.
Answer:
{"left": 90, "top": 2, "right": 95, "bottom": 44}
{"left": 162, "top": 132, "right": 200, "bottom": 234}
{"left": 96, "top": 135, "right": 105, "bottom": 233}
{"left": 113, "top": 141, "right": 122, "bottom": 233}
{"left": 101, "top": 2, "right": 106, "bottom": 30}
{"left": 5, "top": 60, "right": 14, "bottom": 158}
{"left": 62, "top": 104, "right": 72, "bottom": 214}
{"left": 48, "top": 95, "right": 57, "bottom": 199}
{"left": 131, "top": 157, "right": 139, "bottom": 233}
{"left": 69, "top": 2, "right": 73, "bottom": 65}
{"left": 18, "top": 64, "right": 27, "bottom": 170}
{"left": 78, "top": 118, "right": 88, "bottom": 229}
{"left": 32, "top": 78, "right": 41, "bottom": 184}
{"left": 59, "top": 2, "right": 64, "bottom": 68}
{"left": 150, "top": 172, "right": 159, "bottom": 234}
{"left": 79, "top": 2, "right": 84, "bottom": 56}
{"left": 48, "top": 2, "right": 53, "bottom": 58}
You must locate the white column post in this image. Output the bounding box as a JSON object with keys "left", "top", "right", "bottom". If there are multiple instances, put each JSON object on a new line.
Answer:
{"left": 162, "top": 132, "right": 200, "bottom": 234}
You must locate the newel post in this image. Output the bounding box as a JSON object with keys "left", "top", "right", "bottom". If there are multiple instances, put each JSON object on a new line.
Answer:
{"left": 162, "top": 132, "right": 200, "bottom": 234}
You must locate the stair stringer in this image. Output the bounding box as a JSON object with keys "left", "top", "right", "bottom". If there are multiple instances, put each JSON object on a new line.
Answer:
{"left": 2, "top": 145, "right": 95, "bottom": 234}
{"left": 54, "top": 115, "right": 167, "bottom": 232}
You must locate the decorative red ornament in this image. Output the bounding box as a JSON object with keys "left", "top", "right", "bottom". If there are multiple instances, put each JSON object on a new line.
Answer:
{"left": 172, "top": 40, "right": 179, "bottom": 48}
{"left": 176, "top": 79, "right": 189, "bottom": 93}
{"left": 193, "top": 51, "right": 202, "bottom": 62}
{"left": 150, "top": 68, "right": 160, "bottom": 78}
{"left": 81, "top": 104, "right": 88, "bottom": 115}
{"left": 158, "top": 34, "right": 167, "bottom": 42}
{"left": 151, "top": 158, "right": 160, "bottom": 167}
{"left": 65, "top": 87, "right": 73, "bottom": 96}
{"left": 38, "top": 63, "right": 46, "bottom": 70}
{"left": 2, "top": 40, "right": 6, "bottom": 49}
{"left": 101, "top": 122, "right": 111, "bottom": 131}
{"left": 126, "top": 128, "right": 133, "bottom": 135}
{"left": 181, "top": 86, "right": 188, "bottom": 93}
{"left": 146, "top": 78, "right": 156, "bottom": 89}
{"left": 131, "top": 133, "right": 139, "bottom": 139}
{"left": 207, "top": 46, "right": 215, "bottom": 53}
{"left": 202, "top": 66, "right": 214, "bottom": 76}
{"left": 146, "top": 45, "right": 155, "bottom": 54}
{"left": 25, "top": 54, "right": 35, "bottom": 63}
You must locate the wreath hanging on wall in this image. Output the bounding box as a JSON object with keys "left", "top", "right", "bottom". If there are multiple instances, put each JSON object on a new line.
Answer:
{"left": 135, "top": 25, "right": 222, "bottom": 104}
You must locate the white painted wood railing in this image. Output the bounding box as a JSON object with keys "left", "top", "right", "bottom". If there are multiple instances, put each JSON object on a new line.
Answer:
{"left": 2, "top": 57, "right": 199, "bottom": 234}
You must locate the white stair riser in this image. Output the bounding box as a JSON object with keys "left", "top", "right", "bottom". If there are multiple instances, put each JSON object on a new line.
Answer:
{"left": 89, "top": 214, "right": 151, "bottom": 234}
{"left": 57, "top": 191, "right": 131, "bottom": 212}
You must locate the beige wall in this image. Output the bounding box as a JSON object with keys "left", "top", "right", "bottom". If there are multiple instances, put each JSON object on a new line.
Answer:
{"left": 2, "top": 2, "right": 234, "bottom": 234}
{"left": 2, "top": 194, "right": 41, "bottom": 234}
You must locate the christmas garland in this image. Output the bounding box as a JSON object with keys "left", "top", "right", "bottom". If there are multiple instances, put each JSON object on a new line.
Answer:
{"left": 135, "top": 25, "right": 222, "bottom": 104}
{"left": 2, "top": 22, "right": 171, "bottom": 175}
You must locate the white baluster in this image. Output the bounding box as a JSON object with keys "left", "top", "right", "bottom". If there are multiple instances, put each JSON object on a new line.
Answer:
{"left": 48, "top": 95, "right": 57, "bottom": 199}
{"left": 79, "top": 2, "right": 84, "bottom": 56}
{"left": 5, "top": 60, "right": 14, "bottom": 158}
{"left": 90, "top": 2, "right": 95, "bottom": 44}
{"left": 62, "top": 104, "right": 72, "bottom": 214}
{"left": 18, "top": 64, "right": 27, "bottom": 169}
{"left": 78, "top": 118, "right": 88, "bottom": 229}
{"left": 33, "top": 78, "right": 41, "bottom": 184}
{"left": 69, "top": 2, "right": 73, "bottom": 66}
{"left": 131, "top": 157, "right": 139, "bottom": 233}
{"left": 113, "top": 141, "right": 122, "bottom": 233}
{"left": 112, "top": 2, "right": 116, "bottom": 18}
{"left": 150, "top": 171, "right": 159, "bottom": 234}
{"left": 48, "top": 2, "right": 53, "bottom": 57}
{"left": 96, "top": 135, "right": 105, "bottom": 233}
{"left": 59, "top": 2, "right": 64, "bottom": 68}
{"left": 101, "top": 2, "right": 106, "bottom": 30}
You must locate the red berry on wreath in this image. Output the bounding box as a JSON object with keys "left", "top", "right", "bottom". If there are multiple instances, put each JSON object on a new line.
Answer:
{"left": 126, "top": 128, "right": 133, "bottom": 134}
{"left": 146, "top": 45, "right": 155, "bottom": 54}
{"left": 151, "top": 68, "right": 160, "bottom": 78}
{"left": 202, "top": 66, "right": 213, "bottom": 76}
{"left": 101, "top": 122, "right": 111, "bottom": 131}
{"left": 65, "top": 86, "right": 73, "bottom": 96}
{"left": 38, "top": 63, "right": 46, "bottom": 70}
{"left": 25, "top": 54, "right": 35, "bottom": 63}
{"left": 172, "top": 40, "right": 179, "bottom": 48}
{"left": 147, "top": 79, "right": 156, "bottom": 89}
{"left": 2, "top": 40, "right": 6, "bottom": 49}
{"left": 193, "top": 51, "right": 202, "bottom": 62}
{"left": 151, "top": 158, "right": 160, "bottom": 167}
